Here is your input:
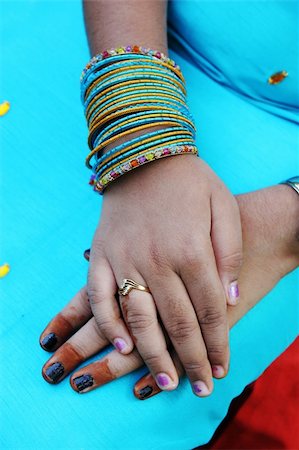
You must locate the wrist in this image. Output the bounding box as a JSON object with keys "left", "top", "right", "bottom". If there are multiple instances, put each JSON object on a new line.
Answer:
{"left": 276, "top": 184, "right": 299, "bottom": 259}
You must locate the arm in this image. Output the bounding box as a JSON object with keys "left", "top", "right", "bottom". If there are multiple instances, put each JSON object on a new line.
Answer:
{"left": 83, "top": 0, "right": 170, "bottom": 155}
{"left": 83, "top": 0, "right": 168, "bottom": 57}
{"left": 79, "top": 0, "right": 243, "bottom": 396}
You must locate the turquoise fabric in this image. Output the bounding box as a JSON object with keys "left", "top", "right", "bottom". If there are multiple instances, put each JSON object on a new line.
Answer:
{"left": 0, "top": 1, "right": 298, "bottom": 449}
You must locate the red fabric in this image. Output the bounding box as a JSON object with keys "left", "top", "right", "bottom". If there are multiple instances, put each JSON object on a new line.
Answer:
{"left": 204, "top": 337, "right": 299, "bottom": 450}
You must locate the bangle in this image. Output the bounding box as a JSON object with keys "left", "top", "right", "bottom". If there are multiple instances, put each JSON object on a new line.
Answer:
{"left": 95, "top": 128, "right": 194, "bottom": 176}
{"left": 90, "top": 144, "right": 198, "bottom": 195}
{"left": 279, "top": 176, "right": 299, "bottom": 195}
{"left": 80, "top": 44, "right": 199, "bottom": 194}
{"left": 80, "top": 44, "right": 183, "bottom": 84}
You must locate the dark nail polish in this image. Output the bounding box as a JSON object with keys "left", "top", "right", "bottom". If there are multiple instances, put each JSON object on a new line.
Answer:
{"left": 83, "top": 249, "right": 90, "bottom": 261}
{"left": 45, "top": 362, "right": 64, "bottom": 382}
{"left": 138, "top": 385, "right": 153, "bottom": 399}
{"left": 73, "top": 374, "right": 94, "bottom": 391}
{"left": 40, "top": 332, "right": 57, "bottom": 351}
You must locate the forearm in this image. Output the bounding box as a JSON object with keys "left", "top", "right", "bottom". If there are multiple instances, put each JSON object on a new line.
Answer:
{"left": 83, "top": 0, "right": 168, "bottom": 57}
{"left": 83, "top": 0, "right": 171, "bottom": 156}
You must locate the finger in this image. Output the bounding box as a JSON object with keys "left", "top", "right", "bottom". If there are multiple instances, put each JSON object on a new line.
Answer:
{"left": 84, "top": 248, "right": 90, "bottom": 261}
{"left": 134, "top": 349, "right": 184, "bottom": 400}
{"left": 117, "top": 270, "right": 179, "bottom": 391}
{"left": 87, "top": 252, "right": 134, "bottom": 354}
{"left": 42, "top": 316, "right": 109, "bottom": 384}
{"left": 146, "top": 270, "right": 213, "bottom": 397}
{"left": 70, "top": 348, "right": 143, "bottom": 394}
{"left": 39, "top": 286, "right": 92, "bottom": 352}
{"left": 211, "top": 192, "right": 243, "bottom": 306}
{"left": 179, "top": 241, "right": 230, "bottom": 379}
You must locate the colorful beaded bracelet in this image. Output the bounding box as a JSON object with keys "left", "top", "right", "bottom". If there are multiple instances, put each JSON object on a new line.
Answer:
{"left": 80, "top": 44, "right": 199, "bottom": 194}
{"left": 90, "top": 144, "right": 198, "bottom": 195}
{"left": 81, "top": 57, "right": 185, "bottom": 102}
{"left": 95, "top": 129, "right": 195, "bottom": 177}
{"left": 80, "top": 44, "right": 182, "bottom": 83}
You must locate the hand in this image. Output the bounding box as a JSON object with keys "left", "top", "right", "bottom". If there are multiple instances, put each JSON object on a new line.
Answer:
{"left": 39, "top": 184, "right": 298, "bottom": 397}
{"left": 86, "top": 156, "right": 242, "bottom": 395}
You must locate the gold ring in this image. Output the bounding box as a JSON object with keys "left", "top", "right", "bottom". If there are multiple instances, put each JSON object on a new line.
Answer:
{"left": 118, "top": 278, "right": 151, "bottom": 296}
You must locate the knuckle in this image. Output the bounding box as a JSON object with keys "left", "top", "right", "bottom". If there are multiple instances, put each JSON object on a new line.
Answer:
{"left": 147, "top": 241, "right": 171, "bottom": 275}
{"left": 219, "top": 251, "right": 243, "bottom": 273}
{"left": 183, "top": 358, "right": 209, "bottom": 374}
{"left": 207, "top": 343, "right": 228, "bottom": 358}
{"left": 87, "top": 285, "right": 105, "bottom": 307}
{"left": 143, "top": 353, "right": 164, "bottom": 368}
{"left": 198, "top": 307, "right": 226, "bottom": 329}
{"left": 69, "top": 341, "right": 89, "bottom": 360}
{"left": 126, "top": 310, "right": 156, "bottom": 334}
{"left": 181, "top": 244, "right": 205, "bottom": 269}
{"left": 93, "top": 315, "right": 115, "bottom": 336}
{"left": 167, "top": 319, "right": 198, "bottom": 343}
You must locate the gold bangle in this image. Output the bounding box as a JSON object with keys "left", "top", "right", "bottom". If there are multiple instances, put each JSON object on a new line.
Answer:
{"left": 95, "top": 129, "right": 194, "bottom": 173}
{"left": 87, "top": 104, "right": 188, "bottom": 153}
{"left": 88, "top": 96, "right": 186, "bottom": 130}
{"left": 99, "top": 136, "right": 195, "bottom": 179}
{"left": 86, "top": 91, "right": 185, "bottom": 124}
{"left": 91, "top": 121, "right": 182, "bottom": 159}
{"left": 85, "top": 70, "right": 186, "bottom": 101}
{"left": 85, "top": 79, "right": 185, "bottom": 117}
{"left": 84, "top": 60, "right": 186, "bottom": 101}
{"left": 90, "top": 112, "right": 196, "bottom": 159}
{"left": 87, "top": 123, "right": 193, "bottom": 168}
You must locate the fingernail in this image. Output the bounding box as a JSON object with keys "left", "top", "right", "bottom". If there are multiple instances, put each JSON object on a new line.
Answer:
{"left": 155, "top": 373, "right": 176, "bottom": 390}
{"left": 212, "top": 365, "right": 225, "bottom": 378}
{"left": 192, "top": 381, "right": 211, "bottom": 397}
{"left": 40, "top": 332, "right": 58, "bottom": 351}
{"left": 228, "top": 281, "right": 240, "bottom": 305}
{"left": 113, "top": 338, "right": 128, "bottom": 353}
{"left": 72, "top": 374, "right": 94, "bottom": 392}
{"left": 44, "top": 362, "right": 64, "bottom": 383}
{"left": 138, "top": 386, "right": 153, "bottom": 399}
{"left": 83, "top": 249, "right": 90, "bottom": 261}
{"left": 134, "top": 373, "right": 161, "bottom": 400}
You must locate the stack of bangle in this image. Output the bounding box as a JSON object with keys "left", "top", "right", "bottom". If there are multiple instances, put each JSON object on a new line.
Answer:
{"left": 80, "top": 44, "right": 199, "bottom": 194}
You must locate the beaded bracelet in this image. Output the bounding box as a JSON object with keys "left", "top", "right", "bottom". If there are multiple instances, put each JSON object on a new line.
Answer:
{"left": 80, "top": 45, "right": 183, "bottom": 84}
{"left": 95, "top": 128, "right": 195, "bottom": 177}
{"left": 80, "top": 45, "right": 199, "bottom": 194}
{"left": 90, "top": 144, "right": 198, "bottom": 195}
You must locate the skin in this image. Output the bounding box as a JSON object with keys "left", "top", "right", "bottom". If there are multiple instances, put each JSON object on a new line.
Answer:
{"left": 81, "top": 0, "right": 244, "bottom": 394}
{"left": 39, "top": 184, "right": 299, "bottom": 398}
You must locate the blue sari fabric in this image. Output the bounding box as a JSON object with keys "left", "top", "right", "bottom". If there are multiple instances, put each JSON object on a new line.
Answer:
{"left": 0, "top": 1, "right": 298, "bottom": 449}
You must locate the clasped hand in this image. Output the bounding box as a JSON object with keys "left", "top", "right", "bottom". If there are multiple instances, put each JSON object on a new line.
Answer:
{"left": 39, "top": 156, "right": 298, "bottom": 398}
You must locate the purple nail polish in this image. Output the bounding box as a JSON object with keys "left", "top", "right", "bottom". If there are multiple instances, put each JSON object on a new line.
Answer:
{"left": 113, "top": 338, "right": 127, "bottom": 352}
{"left": 229, "top": 281, "right": 239, "bottom": 304}
{"left": 192, "top": 381, "right": 210, "bottom": 397}
{"left": 156, "top": 373, "right": 175, "bottom": 389}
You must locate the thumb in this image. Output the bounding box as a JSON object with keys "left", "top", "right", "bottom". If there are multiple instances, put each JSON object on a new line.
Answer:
{"left": 210, "top": 192, "right": 243, "bottom": 306}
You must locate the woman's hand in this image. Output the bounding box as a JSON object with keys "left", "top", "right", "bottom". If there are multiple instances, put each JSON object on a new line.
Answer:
{"left": 39, "top": 184, "right": 298, "bottom": 397}
{"left": 85, "top": 155, "right": 242, "bottom": 395}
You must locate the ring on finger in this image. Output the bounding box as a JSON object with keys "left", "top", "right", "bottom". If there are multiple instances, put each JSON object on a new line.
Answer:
{"left": 118, "top": 278, "right": 151, "bottom": 296}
